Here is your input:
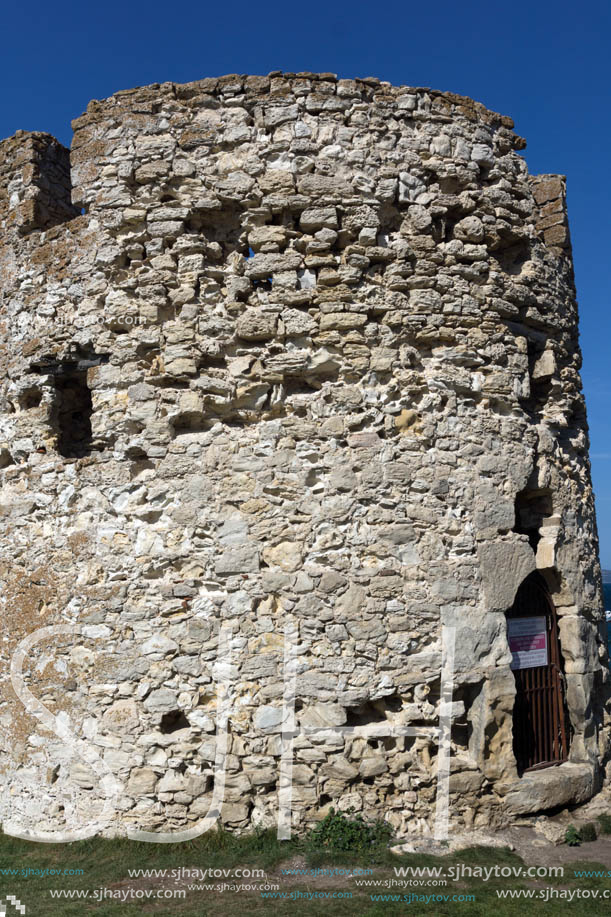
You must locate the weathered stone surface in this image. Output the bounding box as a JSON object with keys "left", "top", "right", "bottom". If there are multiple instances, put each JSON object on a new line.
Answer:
{"left": 101, "top": 701, "right": 140, "bottom": 733}
{"left": 253, "top": 706, "right": 284, "bottom": 731}
{"left": 142, "top": 635, "right": 179, "bottom": 656}
{"left": 215, "top": 545, "right": 260, "bottom": 575}
{"left": 299, "top": 704, "right": 347, "bottom": 728}
{"left": 0, "top": 73, "right": 605, "bottom": 841}
{"left": 359, "top": 755, "right": 388, "bottom": 777}
{"left": 143, "top": 689, "right": 179, "bottom": 713}
{"left": 262, "top": 541, "right": 303, "bottom": 572}
{"left": 533, "top": 817, "right": 568, "bottom": 845}
{"left": 236, "top": 309, "right": 277, "bottom": 341}
{"left": 300, "top": 208, "right": 338, "bottom": 232}
{"left": 70, "top": 762, "right": 96, "bottom": 789}
{"left": 477, "top": 540, "right": 537, "bottom": 613}
{"left": 503, "top": 764, "right": 596, "bottom": 814}
{"left": 127, "top": 768, "right": 158, "bottom": 796}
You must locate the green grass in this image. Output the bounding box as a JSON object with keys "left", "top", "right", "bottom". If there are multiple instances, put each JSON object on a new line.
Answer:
{"left": 1, "top": 829, "right": 611, "bottom": 915}
{"left": 0, "top": 828, "right": 298, "bottom": 916}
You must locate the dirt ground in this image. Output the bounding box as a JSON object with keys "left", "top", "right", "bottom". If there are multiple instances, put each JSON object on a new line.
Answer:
{"left": 505, "top": 824, "right": 611, "bottom": 868}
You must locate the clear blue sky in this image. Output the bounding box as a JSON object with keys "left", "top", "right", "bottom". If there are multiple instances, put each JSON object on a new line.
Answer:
{"left": 2, "top": 0, "right": 610, "bottom": 565}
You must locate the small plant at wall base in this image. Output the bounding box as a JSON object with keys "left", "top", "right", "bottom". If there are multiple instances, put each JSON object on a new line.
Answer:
{"left": 597, "top": 814, "right": 611, "bottom": 835}
{"left": 565, "top": 825, "right": 582, "bottom": 846}
{"left": 579, "top": 822, "right": 598, "bottom": 842}
{"left": 306, "top": 808, "right": 393, "bottom": 854}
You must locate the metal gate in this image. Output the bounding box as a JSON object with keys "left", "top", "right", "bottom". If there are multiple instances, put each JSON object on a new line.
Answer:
{"left": 506, "top": 572, "right": 570, "bottom": 773}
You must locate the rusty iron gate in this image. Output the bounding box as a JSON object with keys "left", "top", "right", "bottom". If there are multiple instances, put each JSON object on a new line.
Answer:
{"left": 506, "top": 572, "right": 571, "bottom": 773}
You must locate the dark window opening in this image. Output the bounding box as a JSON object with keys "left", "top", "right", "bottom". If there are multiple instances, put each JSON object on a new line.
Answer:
{"left": 30, "top": 351, "right": 109, "bottom": 458}
{"left": 345, "top": 695, "right": 402, "bottom": 726}
{"left": 514, "top": 488, "right": 553, "bottom": 553}
{"left": 490, "top": 238, "right": 532, "bottom": 275}
{"left": 159, "top": 710, "right": 191, "bottom": 734}
{"left": 18, "top": 388, "right": 42, "bottom": 410}
{"left": 516, "top": 334, "right": 553, "bottom": 412}
{"left": 0, "top": 448, "right": 15, "bottom": 469}
{"left": 56, "top": 369, "right": 94, "bottom": 458}
{"left": 197, "top": 353, "right": 226, "bottom": 369}
{"left": 170, "top": 411, "right": 208, "bottom": 437}
{"left": 451, "top": 681, "right": 482, "bottom": 752}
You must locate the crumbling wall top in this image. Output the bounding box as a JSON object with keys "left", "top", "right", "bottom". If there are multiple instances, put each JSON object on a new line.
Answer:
{"left": 0, "top": 130, "right": 77, "bottom": 235}
{"left": 72, "top": 72, "right": 521, "bottom": 134}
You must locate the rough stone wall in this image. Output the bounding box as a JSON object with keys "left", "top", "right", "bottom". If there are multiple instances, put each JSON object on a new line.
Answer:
{"left": 0, "top": 73, "right": 608, "bottom": 838}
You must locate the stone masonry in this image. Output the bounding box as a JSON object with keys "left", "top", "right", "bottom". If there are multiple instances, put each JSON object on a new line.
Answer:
{"left": 0, "top": 72, "right": 609, "bottom": 838}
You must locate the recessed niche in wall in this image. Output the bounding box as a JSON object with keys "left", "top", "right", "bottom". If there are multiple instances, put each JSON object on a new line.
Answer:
{"left": 31, "top": 351, "right": 110, "bottom": 458}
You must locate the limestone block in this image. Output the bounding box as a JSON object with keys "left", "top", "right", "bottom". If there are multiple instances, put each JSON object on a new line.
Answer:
{"left": 533, "top": 818, "right": 568, "bottom": 845}
{"left": 449, "top": 771, "right": 485, "bottom": 795}
{"left": 359, "top": 755, "right": 388, "bottom": 777}
{"left": 248, "top": 226, "right": 288, "bottom": 250}
{"left": 299, "top": 704, "right": 347, "bottom": 728}
{"left": 398, "top": 171, "right": 426, "bottom": 203}
{"left": 261, "top": 541, "right": 303, "bottom": 572}
{"left": 281, "top": 308, "right": 317, "bottom": 335}
{"left": 127, "top": 767, "right": 158, "bottom": 795}
{"left": 143, "top": 688, "right": 179, "bottom": 713}
{"left": 253, "top": 706, "right": 284, "bottom": 732}
{"left": 532, "top": 350, "right": 556, "bottom": 380}
{"left": 289, "top": 764, "right": 316, "bottom": 786}
{"left": 244, "top": 252, "right": 302, "bottom": 279}
{"left": 135, "top": 160, "right": 170, "bottom": 183}
{"left": 319, "top": 312, "right": 367, "bottom": 331}
{"left": 321, "top": 757, "right": 359, "bottom": 782}
{"left": 558, "top": 615, "right": 598, "bottom": 675}
{"left": 474, "top": 483, "right": 515, "bottom": 535}
{"left": 70, "top": 762, "right": 96, "bottom": 789}
{"left": 503, "top": 764, "right": 595, "bottom": 814}
{"left": 101, "top": 700, "right": 140, "bottom": 734}
{"left": 468, "top": 668, "right": 516, "bottom": 783}
{"left": 142, "top": 635, "right": 178, "bottom": 656}
{"left": 477, "top": 538, "right": 536, "bottom": 613}
{"left": 245, "top": 766, "right": 276, "bottom": 787}
{"left": 215, "top": 545, "right": 260, "bottom": 575}
{"left": 346, "top": 619, "right": 385, "bottom": 641}
{"left": 453, "top": 216, "right": 485, "bottom": 243}
{"left": 264, "top": 104, "right": 298, "bottom": 127}
{"left": 236, "top": 309, "right": 277, "bottom": 341}
{"left": 299, "top": 207, "right": 338, "bottom": 232}
{"left": 220, "top": 803, "right": 251, "bottom": 825}
{"left": 536, "top": 538, "right": 557, "bottom": 570}
{"left": 471, "top": 144, "right": 494, "bottom": 166}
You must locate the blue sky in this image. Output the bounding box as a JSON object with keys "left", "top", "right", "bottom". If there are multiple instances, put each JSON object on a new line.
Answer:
{"left": 1, "top": 0, "right": 609, "bottom": 565}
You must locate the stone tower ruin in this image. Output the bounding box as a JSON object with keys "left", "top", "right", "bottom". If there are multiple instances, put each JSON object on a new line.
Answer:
{"left": 0, "top": 72, "right": 608, "bottom": 839}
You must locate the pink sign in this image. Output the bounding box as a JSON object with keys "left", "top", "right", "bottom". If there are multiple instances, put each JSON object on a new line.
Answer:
{"left": 508, "top": 616, "right": 548, "bottom": 670}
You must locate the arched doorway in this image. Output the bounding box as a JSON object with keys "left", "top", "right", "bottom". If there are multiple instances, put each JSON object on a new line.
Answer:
{"left": 506, "top": 572, "right": 571, "bottom": 773}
